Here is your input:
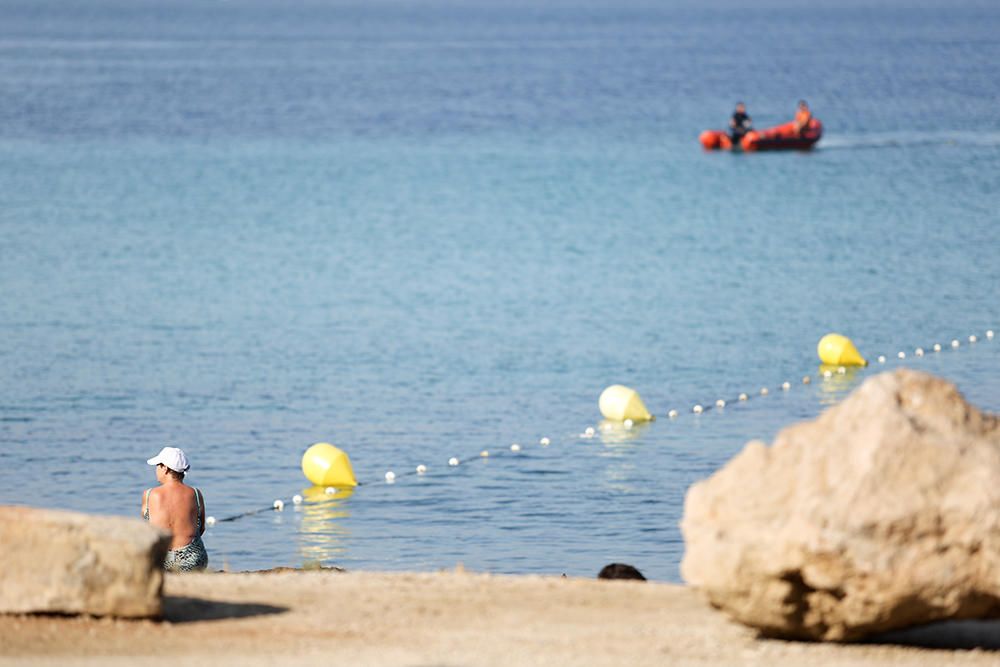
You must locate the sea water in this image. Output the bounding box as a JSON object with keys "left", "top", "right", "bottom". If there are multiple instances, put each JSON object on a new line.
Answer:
{"left": 1, "top": 0, "right": 998, "bottom": 580}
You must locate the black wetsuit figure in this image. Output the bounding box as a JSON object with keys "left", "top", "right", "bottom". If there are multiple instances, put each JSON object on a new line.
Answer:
{"left": 730, "top": 111, "right": 752, "bottom": 143}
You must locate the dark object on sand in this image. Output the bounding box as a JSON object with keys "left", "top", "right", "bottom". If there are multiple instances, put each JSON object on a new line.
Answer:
{"left": 598, "top": 563, "right": 646, "bottom": 581}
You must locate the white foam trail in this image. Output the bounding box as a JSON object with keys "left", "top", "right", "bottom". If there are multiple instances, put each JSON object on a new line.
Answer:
{"left": 820, "top": 131, "right": 1000, "bottom": 151}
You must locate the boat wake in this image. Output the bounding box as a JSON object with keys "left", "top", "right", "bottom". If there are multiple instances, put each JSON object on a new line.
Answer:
{"left": 820, "top": 131, "right": 1000, "bottom": 151}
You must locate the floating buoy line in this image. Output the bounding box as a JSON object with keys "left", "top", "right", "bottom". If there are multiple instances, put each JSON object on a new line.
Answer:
{"left": 208, "top": 329, "right": 995, "bottom": 526}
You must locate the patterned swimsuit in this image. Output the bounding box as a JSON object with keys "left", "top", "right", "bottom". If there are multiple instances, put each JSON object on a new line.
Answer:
{"left": 144, "top": 487, "right": 209, "bottom": 572}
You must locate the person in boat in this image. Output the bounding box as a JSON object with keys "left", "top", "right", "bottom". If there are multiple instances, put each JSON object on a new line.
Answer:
{"left": 793, "top": 99, "right": 812, "bottom": 136}
{"left": 142, "top": 446, "right": 209, "bottom": 572}
{"left": 729, "top": 101, "right": 752, "bottom": 143}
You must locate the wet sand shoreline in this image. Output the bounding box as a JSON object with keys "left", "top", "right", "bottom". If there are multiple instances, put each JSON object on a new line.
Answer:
{"left": 2, "top": 570, "right": 997, "bottom": 666}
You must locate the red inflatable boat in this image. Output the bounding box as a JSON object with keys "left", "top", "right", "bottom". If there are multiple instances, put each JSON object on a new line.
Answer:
{"left": 700, "top": 118, "right": 823, "bottom": 152}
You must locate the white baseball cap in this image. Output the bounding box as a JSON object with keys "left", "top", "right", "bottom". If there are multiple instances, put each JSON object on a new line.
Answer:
{"left": 147, "top": 446, "right": 190, "bottom": 473}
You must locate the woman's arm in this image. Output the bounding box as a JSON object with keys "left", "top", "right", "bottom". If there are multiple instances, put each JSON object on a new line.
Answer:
{"left": 197, "top": 489, "right": 206, "bottom": 536}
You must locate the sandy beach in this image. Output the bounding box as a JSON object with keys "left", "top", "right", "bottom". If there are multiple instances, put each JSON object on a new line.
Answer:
{"left": 2, "top": 570, "right": 997, "bottom": 667}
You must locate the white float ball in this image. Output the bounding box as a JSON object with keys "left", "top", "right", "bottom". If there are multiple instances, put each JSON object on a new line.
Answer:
{"left": 668, "top": 409, "right": 679, "bottom": 419}
{"left": 878, "top": 355, "right": 886, "bottom": 364}
{"left": 692, "top": 404, "right": 703, "bottom": 414}
{"left": 837, "top": 366, "right": 846, "bottom": 375}
{"left": 416, "top": 464, "right": 427, "bottom": 474}
{"left": 823, "top": 370, "right": 832, "bottom": 378}
{"left": 539, "top": 437, "right": 551, "bottom": 446}
{"left": 584, "top": 426, "right": 595, "bottom": 437}
{"left": 915, "top": 348, "right": 924, "bottom": 357}
{"left": 448, "top": 457, "right": 459, "bottom": 466}
{"left": 510, "top": 443, "right": 521, "bottom": 452}
{"left": 738, "top": 393, "right": 748, "bottom": 401}
{"left": 969, "top": 335, "right": 977, "bottom": 343}
{"left": 273, "top": 499, "right": 284, "bottom": 511}
{"left": 292, "top": 494, "right": 303, "bottom": 505}
{"left": 715, "top": 399, "right": 725, "bottom": 408}
{"left": 205, "top": 516, "right": 216, "bottom": 527}
{"left": 987, "top": 330, "right": 994, "bottom": 339}
{"left": 480, "top": 450, "right": 489, "bottom": 458}
{"left": 898, "top": 351, "right": 906, "bottom": 359}
{"left": 951, "top": 339, "right": 960, "bottom": 348}
{"left": 623, "top": 419, "right": 634, "bottom": 429}
{"left": 933, "top": 343, "right": 942, "bottom": 352}
{"left": 781, "top": 382, "right": 791, "bottom": 391}
{"left": 385, "top": 471, "right": 396, "bottom": 483}
{"left": 325, "top": 487, "right": 335, "bottom": 495}
{"left": 802, "top": 376, "right": 811, "bottom": 385}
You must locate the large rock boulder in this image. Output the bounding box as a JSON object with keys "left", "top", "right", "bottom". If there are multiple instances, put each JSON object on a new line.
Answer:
{"left": 0, "top": 506, "right": 170, "bottom": 617}
{"left": 681, "top": 369, "right": 1000, "bottom": 641}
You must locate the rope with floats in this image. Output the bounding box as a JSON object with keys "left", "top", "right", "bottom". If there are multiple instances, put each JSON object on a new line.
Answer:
{"left": 207, "top": 328, "right": 995, "bottom": 526}
{"left": 593, "top": 330, "right": 995, "bottom": 425}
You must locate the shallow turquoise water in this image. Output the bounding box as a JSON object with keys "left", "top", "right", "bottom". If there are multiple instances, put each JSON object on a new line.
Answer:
{"left": 1, "top": 0, "right": 998, "bottom": 580}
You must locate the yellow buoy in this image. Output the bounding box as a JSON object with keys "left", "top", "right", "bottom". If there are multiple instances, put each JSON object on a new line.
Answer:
{"left": 301, "top": 443, "right": 358, "bottom": 487}
{"left": 817, "top": 333, "right": 867, "bottom": 367}
{"left": 302, "top": 484, "right": 354, "bottom": 503}
{"left": 598, "top": 385, "right": 653, "bottom": 422}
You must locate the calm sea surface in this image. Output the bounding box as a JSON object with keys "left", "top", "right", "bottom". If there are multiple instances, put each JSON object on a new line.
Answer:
{"left": 1, "top": 0, "right": 998, "bottom": 580}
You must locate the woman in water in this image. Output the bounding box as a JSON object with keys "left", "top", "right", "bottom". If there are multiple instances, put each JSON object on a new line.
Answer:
{"left": 142, "top": 446, "right": 208, "bottom": 571}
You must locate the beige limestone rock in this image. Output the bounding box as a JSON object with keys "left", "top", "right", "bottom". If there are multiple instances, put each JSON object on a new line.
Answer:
{"left": 681, "top": 369, "right": 1000, "bottom": 641}
{"left": 0, "top": 506, "right": 170, "bottom": 617}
